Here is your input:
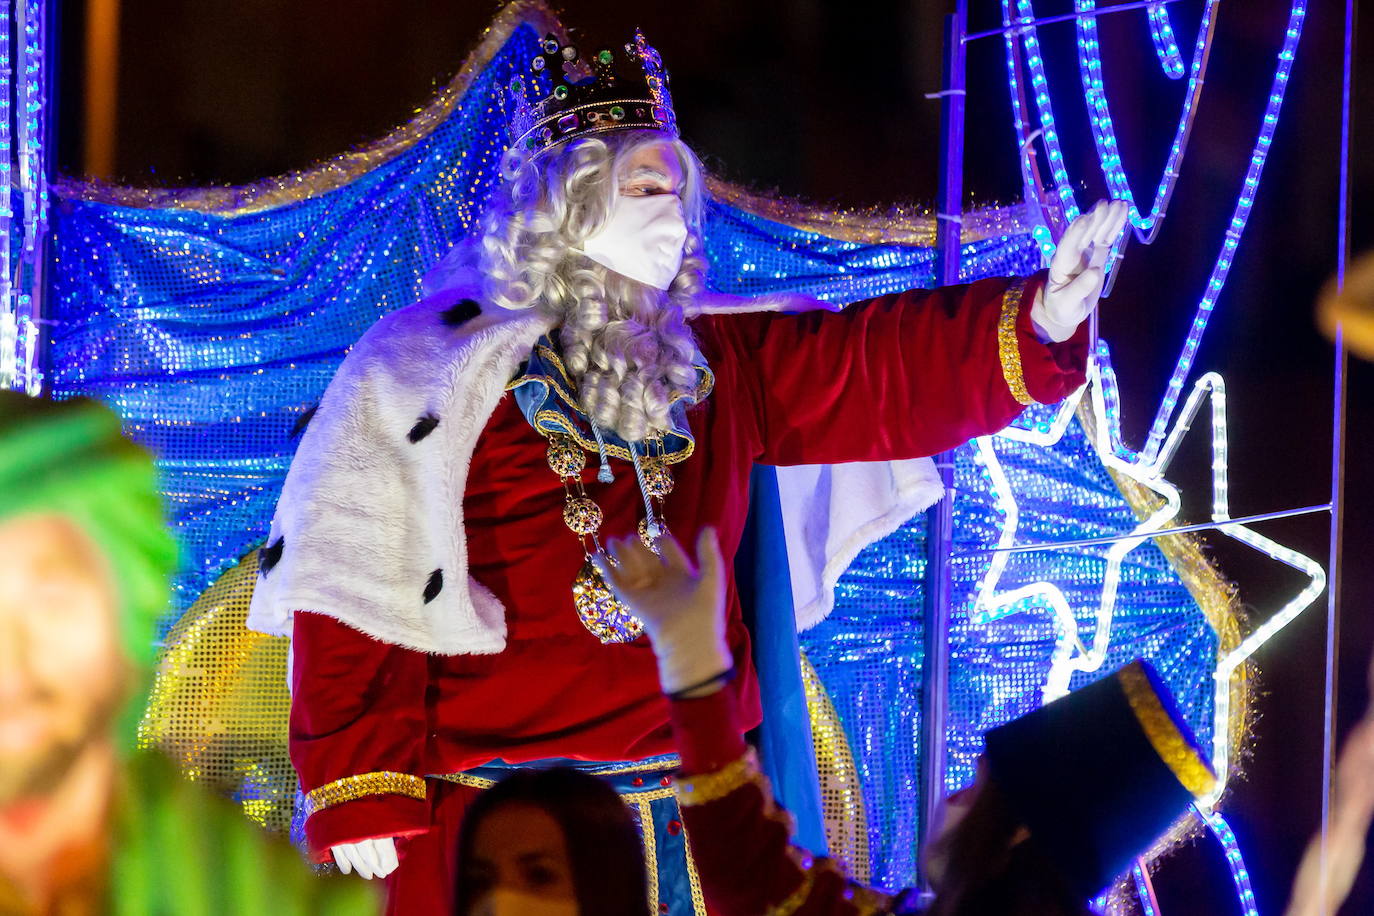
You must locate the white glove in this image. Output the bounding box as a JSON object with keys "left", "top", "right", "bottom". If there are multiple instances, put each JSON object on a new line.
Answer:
{"left": 1030, "top": 199, "right": 1130, "bottom": 342}
{"left": 331, "top": 837, "right": 399, "bottom": 880}
{"left": 598, "top": 529, "right": 732, "bottom": 696}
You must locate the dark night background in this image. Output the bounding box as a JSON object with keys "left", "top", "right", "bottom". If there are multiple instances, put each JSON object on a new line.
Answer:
{"left": 52, "top": 1, "right": 1373, "bottom": 913}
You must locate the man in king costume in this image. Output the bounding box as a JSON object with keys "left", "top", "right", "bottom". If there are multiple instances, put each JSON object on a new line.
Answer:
{"left": 246, "top": 29, "right": 1127, "bottom": 915}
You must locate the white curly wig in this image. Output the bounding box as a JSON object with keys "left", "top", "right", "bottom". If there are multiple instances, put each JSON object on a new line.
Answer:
{"left": 477, "top": 129, "right": 707, "bottom": 443}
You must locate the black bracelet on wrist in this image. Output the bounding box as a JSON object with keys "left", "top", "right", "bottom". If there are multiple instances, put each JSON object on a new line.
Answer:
{"left": 665, "top": 666, "right": 736, "bottom": 701}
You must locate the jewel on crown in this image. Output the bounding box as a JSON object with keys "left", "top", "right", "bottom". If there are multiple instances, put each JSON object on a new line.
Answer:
{"left": 506, "top": 29, "right": 678, "bottom": 157}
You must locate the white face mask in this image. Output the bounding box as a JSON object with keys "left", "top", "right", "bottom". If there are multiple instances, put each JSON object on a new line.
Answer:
{"left": 579, "top": 192, "right": 688, "bottom": 291}
{"left": 470, "top": 889, "right": 579, "bottom": 916}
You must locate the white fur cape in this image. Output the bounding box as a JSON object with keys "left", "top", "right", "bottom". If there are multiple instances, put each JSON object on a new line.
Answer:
{"left": 246, "top": 284, "right": 943, "bottom": 654}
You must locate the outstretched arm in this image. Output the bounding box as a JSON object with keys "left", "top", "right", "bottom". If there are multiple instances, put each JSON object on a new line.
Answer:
{"left": 702, "top": 201, "right": 1125, "bottom": 466}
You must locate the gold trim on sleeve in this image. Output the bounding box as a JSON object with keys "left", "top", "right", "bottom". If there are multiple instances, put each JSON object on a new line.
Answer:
{"left": 301, "top": 771, "right": 427, "bottom": 819}
{"left": 674, "top": 750, "right": 769, "bottom": 807}
{"left": 997, "top": 281, "right": 1038, "bottom": 406}
{"left": 1118, "top": 664, "right": 1218, "bottom": 798}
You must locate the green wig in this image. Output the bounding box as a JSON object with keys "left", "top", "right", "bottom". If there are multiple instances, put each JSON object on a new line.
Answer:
{"left": 0, "top": 392, "right": 179, "bottom": 668}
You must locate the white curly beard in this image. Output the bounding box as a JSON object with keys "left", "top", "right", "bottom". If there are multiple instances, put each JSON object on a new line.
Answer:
{"left": 548, "top": 260, "right": 701, "bottom": 443}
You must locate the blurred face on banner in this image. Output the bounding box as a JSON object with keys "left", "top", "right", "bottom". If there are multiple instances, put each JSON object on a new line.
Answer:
{"left": 0, "top": 514, "right": 129, "bottom": 805}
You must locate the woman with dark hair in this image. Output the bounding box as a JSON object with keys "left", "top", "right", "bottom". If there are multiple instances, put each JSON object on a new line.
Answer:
{"left": 598, "top": 529, "right": 1217, "bottom": 915}
{"left": 453, "top": 767, "right": 647, "bottom": 916}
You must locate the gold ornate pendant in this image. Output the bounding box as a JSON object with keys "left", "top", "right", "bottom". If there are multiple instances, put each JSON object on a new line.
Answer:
{"left": 572, "top": 558, "right": 644, "bottom": 644}
{"left": 547, "top": 431, "right": 666, "bottom": 644}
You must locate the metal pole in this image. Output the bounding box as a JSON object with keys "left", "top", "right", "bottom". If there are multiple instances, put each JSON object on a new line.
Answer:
{"left": 918, "top": 1, "right": 966, "bottom": 892}
{"left": 1319, "top": 1, "right": 1355, "bottom": 909}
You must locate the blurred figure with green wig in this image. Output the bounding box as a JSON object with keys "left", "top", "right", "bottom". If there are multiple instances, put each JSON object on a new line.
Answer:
{"left": 0, "top": 392, "right": 379, "bottom": 916}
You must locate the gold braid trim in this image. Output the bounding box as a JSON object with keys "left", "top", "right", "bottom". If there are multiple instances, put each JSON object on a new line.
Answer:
{"left": 301, "top": 771, "right": 427, "bottom": 819}
{"left": 674, "top": 750, "right": 769, "bottom": 807}
{"left": 1118, "top": 665, "right": 1218, "bottom": 798}
{"left": 846, "top": 883, "right": 897, "bottom": 916}
{"left": 997, "top": 281, "right": 1038, "bottom": 406}
{"left": 764, "top": 866, "right": 818, "bottom": 916}
{"left": 765, "top": 857, "right": 893, "bottom": 916}
{"left": 583, "top": 756, "right": 680, "bottom": 775}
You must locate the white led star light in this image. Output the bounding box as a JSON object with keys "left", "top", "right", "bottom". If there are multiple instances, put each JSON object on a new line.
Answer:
{"left": 965, "top": 5, "right": 1325, "bottom": 911}
{"left": 975, "top": 362, "right": 1327, "bottom": 799}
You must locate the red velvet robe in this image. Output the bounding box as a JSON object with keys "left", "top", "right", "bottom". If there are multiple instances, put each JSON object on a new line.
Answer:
{"left": 288, "top": 273, "right": 1086, "bottom": 910}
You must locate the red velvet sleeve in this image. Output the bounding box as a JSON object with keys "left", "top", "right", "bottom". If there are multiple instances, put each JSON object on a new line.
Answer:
{"left": 704, "top": 271, "right": 1088, "bottom": 465}
{"left": 670, "top": 691, "right": 897, "bottom": 916}
{"left": 290, "top": 611, "right": 432, "bottom": 861}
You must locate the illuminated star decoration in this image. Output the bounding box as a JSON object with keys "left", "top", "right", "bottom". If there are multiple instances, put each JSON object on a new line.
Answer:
{"left": 975, "top": 2, "right": 1318, "bottom": 913}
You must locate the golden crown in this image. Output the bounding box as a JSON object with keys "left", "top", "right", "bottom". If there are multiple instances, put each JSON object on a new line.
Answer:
{"left": 506, "top": 29, "right": 678, "bottom": 156}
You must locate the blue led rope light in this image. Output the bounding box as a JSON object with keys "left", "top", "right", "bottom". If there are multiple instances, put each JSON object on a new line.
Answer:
{"left": 24, "top": 2, "right": 46, "bottom": 244}
{"left": 1132, "top": 860, "right": 1160, "bottom": 916}
{"left": 1146, "top": 2, "right": 1186, "bottom": 78}
{"left": 1004, "top": 0, "right": 1081, "bottom": 221}
{"left": 1072, "top": 0, "right": 1217, "bottom": 240}
{"left": 0, "top": 0, "right": 48, "bottom": 393}
{"left": 17, "top": 0, "right": 47, "bottom": 394}
{"left": 1142, "top": 1, "right": 1307, "bottom": 460}
{"left": 1201, "top": 808, "right": 1261, "bottom": 916}
{"left": 1002, "top": 14, "right": 1041, "bottom": 210}
{"left": 1001, "top": 1, "right": 1306, "bottom": 459}
{"left": 20, "top": 0, "right": 42, "bottom": 242}
{"left": 986, "top": 8, "right": 1318, "bottom": 905}
{"left": 1091, "top": 340, "right": 1138, "bottom": 461}
{"left": 0, "top": 0, "right": 13, "bottom": 389}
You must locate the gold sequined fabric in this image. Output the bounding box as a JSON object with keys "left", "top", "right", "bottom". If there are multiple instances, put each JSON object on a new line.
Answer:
{"left": 138, "top": 548, "right": 297, "bottom": 832}
{"left": 800, "top": 652, "right": 871, "bottom": 885}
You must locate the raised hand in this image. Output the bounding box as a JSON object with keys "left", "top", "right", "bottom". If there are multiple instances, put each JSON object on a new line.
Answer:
{"left": 598, "top": 529, "right": 732, "bottom": 696}
{"left": 1031, "top": 199, "right": 1130, "bottom": 342}
{"left": 331, "top": 837, "right": 399, "bottom": 880}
